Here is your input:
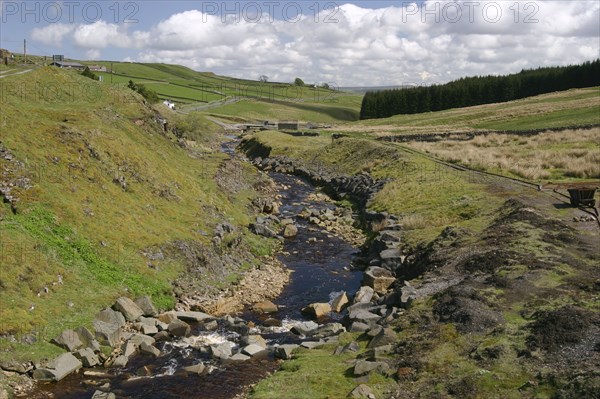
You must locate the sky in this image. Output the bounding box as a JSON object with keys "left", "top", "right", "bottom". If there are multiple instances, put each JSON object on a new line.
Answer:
{"left": 1, "top": 1, "right": 599, "bottom": 86}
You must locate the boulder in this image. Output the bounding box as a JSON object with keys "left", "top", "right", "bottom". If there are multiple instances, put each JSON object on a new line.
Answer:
{"left": 367, "top": 328, "right": 397, "bottom": 348}
{"left": 283, "top": 224, "right": 298, "bottom": 238}
{"left": 348, "top": 384, "right": 375, "bottom": 398}
{"left": 210, "top": 343, "right": 232, "bottom": 360}
{"left": 0, "top": 361, "right": 33, "bottom": 374}
{"left": 230, "top": 353, "right": 251, "bottom": 361}
{"left": 92, "top": 320, "right": 121, "bottom": 347}
{"left": 400, "top": 283, "right": 417, "bottom": 308}
{"left": 333, "top": 341, "right": 360, "bottom": 355}
{"left": 183, "top": 363, "right": 205, "bottom": 374}
{"left": 300, "top": 340, "right": 325, "bottom": 349}
{"left": 241, "top": 335, "right": 267, "bottom": 348}
{"left": 312, "top": 323, "right": 345, "bottom": 339}
{"left": 91, "top": 391, "right": 116, "bottom": 399}
{"left": 363, "top": 267, "right": 396, "bottom": 294}
{"left": 354, "top": 360, "right": 383, "bottom": 376}
{"left": 139, "top": 324, "right": 158, "bottom": 335}
{"left": 291, "top": 321, "right": 319, "bottom": 336}
{"left": 113, "top": 297, "right": 143, "bottom": 322}
{"left": 301, "top": 303, "right": 331, "bottom": 319}
{"left": 127, "top": 333, "right": 155, "bottom": 347}
{"left": 274, "top": 344, "right": 298, "bottom": 360}
{"left": 51, "top": 329, "right": 84, "bottom": 352}
{"left": 349, "top": 322, "right": 370, "bottom": 333}
{"left": 252, "top": 301, "right": 278, "bottom": 314}
{"left": 75, "top": 326, "right": 101, "bottom": 352}
{"left": 95, "top": 308, "right": 126, "bottom": 327}
{"left": 111, "top": 355, "right": 128, "bottom": 368}
{"left": 241, "top": 344, "right": 267, "bottom": 357}
{"left": 74, "top": 348, "right": 99, "bottom": 368}
{"left": 32, "top": 353, "right": 82, "bottom": 382}
{"left": 157, "top": 311, "right": 178, "bottom": 324}
{"left": 175, "top": 311, "right": 212, "bottom": 322}
{"left": 168, "top": 319, "right": 191, "bottom": 337}
{"left": 134, "top": 296, "right": 158, "bottom": 317}
{"left": 139, "top": 342, "right": 160, "bottom": 357}
{"left": 250, "top": 223, "right": 277, "bottom": 238}
{"left": 379, "top": 248, "right": 403, "bottom": 270}
{"left": 332, "top": 292, "right": 349, "bottom": 312}
{"left": 353, "top": 286, "right": 374, "bottom": 304}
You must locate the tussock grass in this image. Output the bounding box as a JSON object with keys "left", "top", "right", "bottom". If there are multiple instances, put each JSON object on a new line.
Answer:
{"left": 409, "top": 128, "right": 600, "bottom": 181}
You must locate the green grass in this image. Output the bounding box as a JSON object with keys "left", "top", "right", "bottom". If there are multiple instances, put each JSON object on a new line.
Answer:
{"left": 250, "top": 334, "right": 396, "bottom": 399}
{"left": 0, "top": 67, "right": 272, "bottom": 362}
{"left": 81, "top": 61, "right": 346, "bottom": 109}
{"left": 342, "top": 87, "right": 600, "bottom": 134}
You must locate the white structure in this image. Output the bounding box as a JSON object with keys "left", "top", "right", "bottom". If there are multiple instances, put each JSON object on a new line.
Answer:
{"left": 163, "top": 100, "right": 176, "bottom": 110}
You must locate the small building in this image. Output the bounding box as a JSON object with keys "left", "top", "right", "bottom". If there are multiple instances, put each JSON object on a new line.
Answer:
{"left": 88, "top": 65, "right": 107, "bottom": 72}
{"left": 50, "top": 61, "right": 86, "bottom": 71}
{"left": 163, "top": 100, "right": 176, "bottom": 110}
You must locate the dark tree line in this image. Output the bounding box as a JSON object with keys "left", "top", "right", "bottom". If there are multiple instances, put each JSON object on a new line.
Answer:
{"left": 360, "top": 60, "right": 600, "bottom": 119}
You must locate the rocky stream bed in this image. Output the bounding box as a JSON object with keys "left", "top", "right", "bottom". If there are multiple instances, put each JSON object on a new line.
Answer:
{"left": 15, "top": 135, "right": 409, "bottom": 399}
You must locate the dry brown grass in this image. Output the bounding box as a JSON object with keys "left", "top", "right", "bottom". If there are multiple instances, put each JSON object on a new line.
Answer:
{"left": 409, "top": 128, "right": 600, "bottom": 181}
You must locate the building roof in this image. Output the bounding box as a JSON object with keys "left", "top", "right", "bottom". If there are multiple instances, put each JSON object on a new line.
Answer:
{"left": 51, "top": 61, "right": 85, "bottom": 68}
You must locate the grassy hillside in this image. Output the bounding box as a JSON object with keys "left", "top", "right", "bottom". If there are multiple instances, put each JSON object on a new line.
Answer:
{"left": 337, "top": 87, "right": 600, "bottom": 135}
{"left": 0, "top": 67, "right": 273, "bottom": 362}
{"left": 82, "top": 61, "right": 343, "bottom": 107}
{"left": 245, "top": 128, "right": 599, "bottom": 399}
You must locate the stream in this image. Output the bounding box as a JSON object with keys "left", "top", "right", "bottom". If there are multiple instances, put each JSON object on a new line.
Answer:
{"left": 31, "top": 135, "right": 363, "bottom": 399}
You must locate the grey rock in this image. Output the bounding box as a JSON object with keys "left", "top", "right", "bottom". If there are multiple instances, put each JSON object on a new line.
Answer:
{"left": 168, "top": 319, "right": 191, "bottom": 337}
{"left": 203, "top": 320, "right": 219, "bottom": 331}
{"left": 366, "top": 326, "right": 383, "bottom": 338}
{"left": 140, "top": 342, "right": 160, "bottom": 357}
{"left": 379, "top": 247, "right": 403, "bottom": 270}
{"left": 91, "top": 391, "right": 116, "bottom": 399}
{"left": 111, "top": 355, "right": 128, "bottom": 368}
{"left": 92, "top": 320, "right": 121, "bottom": 347}
{"left": 95, "top": 308, "right": 126, "bottom": 328}
{"left": 183, "top": 363, "right": 205, "bottom": 374}
{"left": 210, "top": 343, "right": 232, "bottom": 360}
{"left": 367, "top": 328, "right": 397, "bottom": 348}
{"left": 140, "top": 324, "right": 158, "bottom": 335}
{"left": 157, "top": 311, "right": 178, "bottom": 324}
{"left": 312, "top": 323, "right": 345, "bottom": 339}
{"left": 353, "top": 286, "right": 374, "bottom": 304}
{"left": 134, "top": 296, "right": 158, "bottom": 317}
{"left": 301, "top": 303, "right": 331, "bottom": 319}
{"left": 363, "top": 267, "right": 396, "bottom": 294}
{"left": 32, "top": 353, "right": 82, "bottom": 381}
{"left": 241, "top": 344, "right": 266, "bottom": 357}
{"left": 283, "top": 224, "right": 298, "bottom": 238}
{"left": 353, "top": 360, "right": 385, "bottom": 376}
{"left": 250, "top": 223, "right": 277, "bottom": 238}
{"left": 74, "top": 348, "right": 100, "bottom": 367}
{"left": 334, "top": 341, "right": 360, "bottom": 355}
{"left": 175, "top": 311, "right": 212, "bottom": 322}
{"left": 348, "top": 384, "right": 375, "bottom": 398}
{"left": 113, "top": 297, "right": 144, "bottom": 321}
{"left": 274, "top": 344, "right": 298, "bottom": 360}
{"left": 127, "top": 333, "right": 156, "bottom": 347}
{"left": 349, "top": 322, "right": 370, "bottom": 333}
{"left": 241, "top": 335, "right": 267, "bottom": 348}
{"left": 230, "top": 353, "right": 251, "bottom": 361}
{"left": 332, "top": 291, "right": 349, "bottom": 312}
{"left": 349, "top": 310, "right": 381, "bottom": 325}
{"left": 300, "top": 340, "right": 325, "bottom": 349}
{"left": 291, "top": 321, "right": 319, "bottom": 336}
{"left": 0, "top": 360, "right": 33, "bottom": 374}
{"left": 75, "top": 326, "right": 101, "bottom": 352}
{"left": 400, "top": 284, "right": 417, "bottom": 308}
{"left": 51, "top": 329, "right": 84, "bottom": 352}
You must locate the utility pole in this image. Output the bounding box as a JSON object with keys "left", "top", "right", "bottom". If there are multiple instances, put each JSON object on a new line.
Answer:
{"left": 23, "top": 39, "right": 27, "bottom": 65}
{"left": 111, "top": 62, "right": 113, "bottom": 83}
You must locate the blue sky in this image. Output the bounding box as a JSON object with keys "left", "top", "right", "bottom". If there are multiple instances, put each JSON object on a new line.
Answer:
{"left": 1, "top": 1, "right": 598, "bottom": 85}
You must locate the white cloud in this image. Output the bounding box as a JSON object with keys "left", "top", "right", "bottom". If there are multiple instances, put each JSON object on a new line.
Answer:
{"left": 28, "top": 1, "right": 600, "bottom": 86}
{"left": 31, "top": 24, "right": 74, "bottom": 47}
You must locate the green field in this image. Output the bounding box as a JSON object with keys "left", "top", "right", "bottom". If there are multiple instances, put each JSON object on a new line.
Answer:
{"left": 334, "top": 87, "right": 600, "bottom": 135}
